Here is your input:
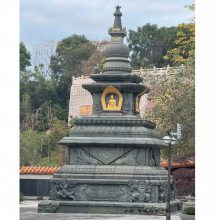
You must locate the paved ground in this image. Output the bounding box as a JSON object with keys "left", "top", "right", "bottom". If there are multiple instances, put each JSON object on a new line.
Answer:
{"left": 20, "top": 201, "right": 182, "bottom": 220}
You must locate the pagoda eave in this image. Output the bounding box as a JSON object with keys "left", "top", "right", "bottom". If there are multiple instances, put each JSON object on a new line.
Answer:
{"left": 82, "top": 83, "right": 149, "bottom": 94}
{"left": 59, "top": 137, "right": 167, "bottom": 148}
{"left": 90, "top": 73, "right": 143, "bottom": 83}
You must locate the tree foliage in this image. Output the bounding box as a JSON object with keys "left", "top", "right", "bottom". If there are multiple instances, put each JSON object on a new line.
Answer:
{"left": 20, "top": 64, "right": 66, "bottom": 131}
{"left": 20, "top": 128, "right": 46, "bottom": 166}
{"left": 144, "top": 64, "right": 195, "bottom": 159}
{"left": 19, "top": 36, "right": 100, "bottom": 166}
{"left": 50, "top": 35, "right": 94, "bottom": 79}
{"left": 164, "top": 23, "right": 195, "bottom": 65}
{"left": 31, "top": 41, "right": 56, "bottom": 77}
{"left": 49, "top": 34, "right": 95, "bottom": 111}
{"left": 20, "top": 42, "right": 31, "bottom": 71}
{"left": 128, "top": 24, "right": 178, "bottom": 68}
{"left": 20, "top": 119, "right": 69, "bottom": 166}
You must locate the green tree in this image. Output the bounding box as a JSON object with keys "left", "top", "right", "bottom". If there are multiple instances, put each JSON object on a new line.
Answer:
{"left": 20, "top": 119, "right": 69, "bottom": 166}
{"left": 50, "top": 34, "right": 95, "bottom": 115}
{"left": 36, "top": 119, "right": 69, "bottom": 166}
{"left": 20, "top": 64, "right": 66, "bottom": 131}
{"left": 20, "top": 42, "right": 31, "bottom": 71}
{"left": 31, "top": 40, "right": 56, "bottom": 77}
{"left": 164, "top": 4, "right": 195, "bottom": 65}
{"left": 20, "top": 93, "right": 32, "bottom": 130}
{"left": 127, "top": 24, "right": 178, "bottom": 68}
{"left": 20, "top": 128, "right": 46, "bottom": 165}
{"left": 164, "top": 23, "right": 195, "bottom": 65}
{"left": 144, "top": 64, "right": 195, "bottom": 160}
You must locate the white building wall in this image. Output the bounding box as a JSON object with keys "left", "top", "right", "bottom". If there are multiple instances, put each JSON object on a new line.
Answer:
{"left": 68, "top": 76, "right": 93, "bottom": 123}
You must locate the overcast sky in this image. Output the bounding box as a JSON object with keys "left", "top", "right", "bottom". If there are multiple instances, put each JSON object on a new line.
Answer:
{"left": 20, "top": 0, "right": 195, "bottom": 48}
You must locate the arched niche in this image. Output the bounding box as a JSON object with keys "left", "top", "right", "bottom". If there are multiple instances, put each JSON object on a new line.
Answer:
{"left": 101, "top": 86, "right": 123, "bottom": 111}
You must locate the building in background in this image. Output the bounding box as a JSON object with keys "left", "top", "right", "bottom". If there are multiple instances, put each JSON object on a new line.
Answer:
{"left": 68, "top": 76, "right": 93, "bottom": 123}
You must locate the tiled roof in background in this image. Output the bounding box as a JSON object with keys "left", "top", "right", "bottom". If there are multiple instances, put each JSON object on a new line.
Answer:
{"left": 160, "top": 160, "right": 195, "bottom": 168}
{"left": 20, "top": 161, "right": 195, "bottom": 175}
{"left": 20, "top": 166, "right": 60, "bottom": 175}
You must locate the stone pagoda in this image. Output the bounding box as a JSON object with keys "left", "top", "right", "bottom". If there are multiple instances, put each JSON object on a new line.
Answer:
{"left": 39, "top": 5, "right": 179, "bottom": 215}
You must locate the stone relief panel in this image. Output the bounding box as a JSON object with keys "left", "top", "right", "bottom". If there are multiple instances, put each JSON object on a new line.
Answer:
{"left": 111, "top": 148, "right": 138, "bottom": 165}
{"left": 128, "top": 180, "right": 172, "bottom": 203}
{"left": 70, "top": 147, "right": 159, "bottom": 166}
{"left": 50, "top": 180, "right": 129, "bottom": 202}
{"left": 89, "top": 147, "right": 126, "bottom": 164}
{"left": 49, "top": 179, "right": 79, "bottom": 200}
{"left": 129, "top": 180, "right": 151, "bottom": 203}
{"left": 74, "top": 147, "right": 140, "bottom": 165}
{"left": 76, "top": 147, "right": 104, "bottom": 165}
{"left": 49, "top": 178, "right": 173, "bottom": 203}
{"left": 157, "top": 182, "right": 176, "bottom": 202}
{"left": 79, "top": 185, "right": 128, "bottom": 201}
{"left": 158, "top": 184, "right": 166, "bottom": 203}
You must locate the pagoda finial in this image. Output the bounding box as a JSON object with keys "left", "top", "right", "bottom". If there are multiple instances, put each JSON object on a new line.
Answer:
{"left": 108, "top": 5, "right": 127, "bottom": 41}
{"left": 113, "top": 5, "right": 122, "bottom": 29}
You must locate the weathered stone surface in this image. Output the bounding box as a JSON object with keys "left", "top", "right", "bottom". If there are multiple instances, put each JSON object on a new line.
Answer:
{"left": 68, "top": 147, "right": 160, "bottom": 166}
{"left": 59, "top": 137, "right": 167, "bottom": 148}
{"left": 38, "top": 201, "right": 59, "bottom": 213}
{"left": 39, "top": 200, "right": 180, "bottom": 215}
{"left": 23, "top": 204, "right": 183, "bottom": 219}
{"left": 74, "top": 116, "right": 155, "bottom": 128}
{"left": 48, "top": 176, "right": 174, "bottom": 204}
{"left": 56, "top": 165, "right": 168, "bottom": 175}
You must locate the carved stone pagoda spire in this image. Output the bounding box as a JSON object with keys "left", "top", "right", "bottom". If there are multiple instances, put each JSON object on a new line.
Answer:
{"left": 103, "top": 5, "right": 131, "bottom": 75}
{"left": 84, "top": 5, "right": 145, "bottom": 116}
{"left": 113, "top": 5, "right": 123, "bottom": 28}
{"left": 39, "top": 6, "right": 179, "bottom": 215}
{"left": 109, "top": 5, "right": 126, "bottom": 40}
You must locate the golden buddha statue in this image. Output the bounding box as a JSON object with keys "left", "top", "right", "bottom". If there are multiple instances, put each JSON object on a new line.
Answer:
{"left": 107, "top": 94, "right": 117, "bottom": 110}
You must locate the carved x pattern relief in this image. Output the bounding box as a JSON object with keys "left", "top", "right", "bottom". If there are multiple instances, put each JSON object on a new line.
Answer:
{"left": 79, "top": 147, "right": 135, "bottom": 165}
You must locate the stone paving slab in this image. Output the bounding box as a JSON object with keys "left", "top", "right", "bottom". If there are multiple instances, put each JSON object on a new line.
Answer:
{"left": 20, "top": 201, "right": 181, "bottom": 220}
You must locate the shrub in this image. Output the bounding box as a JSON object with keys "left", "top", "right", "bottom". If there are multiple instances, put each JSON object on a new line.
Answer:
{"left": 183, "top": 207, "right": 195, "bottom": 215}
{"left": 20, "top": 192, "right": 24, "bottom": 203}
{"left": 172, "top": 168, "right": 195, "bottom": 196}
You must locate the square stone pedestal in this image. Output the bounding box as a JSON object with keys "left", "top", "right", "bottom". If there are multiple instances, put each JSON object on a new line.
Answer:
{"left": 38, "top": 165, "right": 180, "bottom": 215}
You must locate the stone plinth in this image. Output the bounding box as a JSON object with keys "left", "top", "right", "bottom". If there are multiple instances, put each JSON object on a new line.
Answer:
{"left": 39, "top": 200, "right": 180, "bottom": 215}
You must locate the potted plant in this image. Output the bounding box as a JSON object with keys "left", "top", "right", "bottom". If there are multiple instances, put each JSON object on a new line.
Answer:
{"left": 180, "top": 207, "right": 195, "bottom": 220}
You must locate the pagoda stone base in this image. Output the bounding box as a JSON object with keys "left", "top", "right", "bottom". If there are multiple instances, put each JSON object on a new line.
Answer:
{"left": 38, "top": 165, "right": 180, "bottom": 214}
{"left": 38, "top": 200, "right": 180, "bottom": 215}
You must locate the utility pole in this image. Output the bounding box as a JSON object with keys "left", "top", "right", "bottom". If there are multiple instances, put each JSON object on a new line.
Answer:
{"left": 162, "top": 124, "right": 181, "bottom": 220}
